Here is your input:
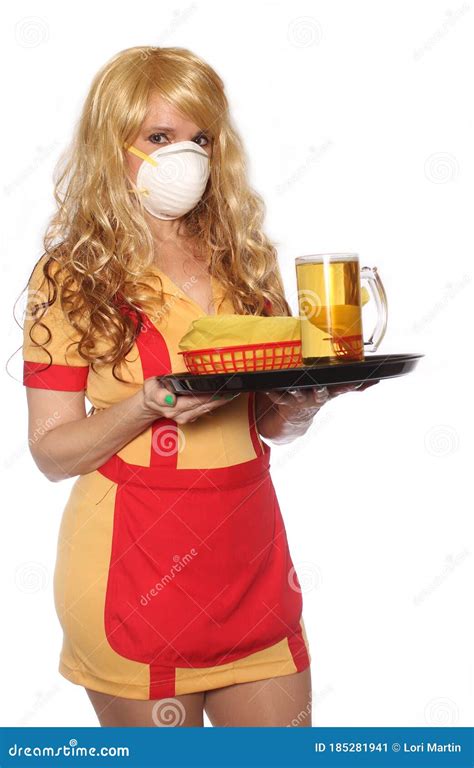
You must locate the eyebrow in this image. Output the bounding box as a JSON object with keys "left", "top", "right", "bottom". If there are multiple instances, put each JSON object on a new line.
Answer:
{"left": 145, "top": 125, "right": 209, "bottom": 137}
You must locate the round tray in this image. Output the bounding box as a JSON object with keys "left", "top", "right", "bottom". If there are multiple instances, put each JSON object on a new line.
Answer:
{"left": 160, "top": 353, "right": 424, "bottom": 394}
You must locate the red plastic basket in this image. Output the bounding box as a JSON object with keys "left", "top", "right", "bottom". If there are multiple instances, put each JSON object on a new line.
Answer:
{"left": 179, "top": 339, "right": 302, "bottom": 374}
{"left": 330, "top": 334, "right": 364, "bottom": 358}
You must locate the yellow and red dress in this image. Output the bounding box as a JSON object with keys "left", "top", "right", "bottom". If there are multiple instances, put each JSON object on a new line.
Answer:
{"left": 22, "top": 257, "right": 311, "bottom": 700}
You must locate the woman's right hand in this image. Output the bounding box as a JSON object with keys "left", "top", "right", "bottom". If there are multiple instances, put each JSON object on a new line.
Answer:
{"left": 25, "top": 378, "right": 239, "bottom": 483}
{"left": 141, "top": 376, "right": 240, "bottom": 424}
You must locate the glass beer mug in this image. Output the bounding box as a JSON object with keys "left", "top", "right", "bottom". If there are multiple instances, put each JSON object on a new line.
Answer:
{"left": 295, "top": 253, "right": 388, "bottom": 365}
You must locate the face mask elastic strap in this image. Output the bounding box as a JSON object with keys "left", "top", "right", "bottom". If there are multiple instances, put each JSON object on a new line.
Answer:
{"left": 123, "top": 142, "right": 158, "bottom": 167}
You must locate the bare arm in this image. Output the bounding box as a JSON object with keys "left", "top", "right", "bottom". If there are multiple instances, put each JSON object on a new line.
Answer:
{"left": 26, "top": 380, "right": 238, "bottom": 482}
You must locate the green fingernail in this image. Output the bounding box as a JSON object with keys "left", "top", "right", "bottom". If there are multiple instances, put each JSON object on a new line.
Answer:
{"left": 224, "top": 393, "right": 235, "bottom": 399}
{"left": 211, "top": 394, "right": 222, "bottom": 400}
{"left": 164, "top": 394, "right": 174, "bottom": 405}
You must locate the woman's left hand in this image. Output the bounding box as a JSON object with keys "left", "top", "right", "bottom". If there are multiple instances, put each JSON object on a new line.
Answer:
{"left": 263, "top": 379, "right": 380, "bottom": 426}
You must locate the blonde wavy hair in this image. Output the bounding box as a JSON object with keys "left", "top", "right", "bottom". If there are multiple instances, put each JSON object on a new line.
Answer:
{"left": 24, "top": 45, "right": 291, "bottom": 379}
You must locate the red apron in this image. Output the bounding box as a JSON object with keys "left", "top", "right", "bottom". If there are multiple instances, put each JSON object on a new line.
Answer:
{"left": 98, "top": 445, "right": 303, "bottom": 671}
{"left": 96, "top": 307, "right": 306, "bottom": 696}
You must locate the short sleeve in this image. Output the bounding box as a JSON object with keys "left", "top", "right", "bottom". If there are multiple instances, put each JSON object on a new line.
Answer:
{"left": 22, "top": 257, "right": 89, "bottom": 391}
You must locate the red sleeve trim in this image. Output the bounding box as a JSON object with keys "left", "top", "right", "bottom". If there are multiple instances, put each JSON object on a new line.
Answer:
{"left": 23, "top": 361, "right": 89, "bottom": 391}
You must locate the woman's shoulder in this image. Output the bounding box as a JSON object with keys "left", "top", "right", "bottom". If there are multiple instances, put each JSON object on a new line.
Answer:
{"left": 26, "top": 249, "right": 82, "bottom": 311}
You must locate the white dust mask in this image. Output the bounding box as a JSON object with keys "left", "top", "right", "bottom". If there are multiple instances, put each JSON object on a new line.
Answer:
{"left": 125, "top": 140, "right": 211, "bottom": 220}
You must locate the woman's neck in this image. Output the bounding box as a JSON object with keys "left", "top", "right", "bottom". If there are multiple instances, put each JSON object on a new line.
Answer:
{"left": 145, "top": 211, "right": 187, "bottom": 245}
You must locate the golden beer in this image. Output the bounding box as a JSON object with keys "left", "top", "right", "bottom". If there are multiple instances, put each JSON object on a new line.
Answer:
{"left": 295, "top": 253, "right": 388, "bottom": 366}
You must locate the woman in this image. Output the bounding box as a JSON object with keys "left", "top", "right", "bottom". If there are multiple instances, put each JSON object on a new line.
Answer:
{"left": 21, "top": 46, "right": 377, "bottom": 727}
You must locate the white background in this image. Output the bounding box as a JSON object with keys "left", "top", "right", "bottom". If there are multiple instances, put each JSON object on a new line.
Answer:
{"left": 1, "top": 0, "right": 472, "bottom": 728}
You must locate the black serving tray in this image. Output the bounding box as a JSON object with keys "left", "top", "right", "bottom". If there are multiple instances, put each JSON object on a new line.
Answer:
{"left": 160, "top": 353, "right": 424, "bottom": 395}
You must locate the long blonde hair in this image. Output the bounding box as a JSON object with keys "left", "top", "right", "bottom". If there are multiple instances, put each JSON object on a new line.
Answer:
{"left": 25, "top": 46, "right": 291, "bottom": 377}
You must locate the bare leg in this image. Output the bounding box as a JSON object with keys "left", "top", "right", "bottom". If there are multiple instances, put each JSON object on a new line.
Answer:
{"left": 85, "top": 687, "right": 205, "bottom": 727}
{"left": 204, "top": 666, "right": 312, "bottom": 727}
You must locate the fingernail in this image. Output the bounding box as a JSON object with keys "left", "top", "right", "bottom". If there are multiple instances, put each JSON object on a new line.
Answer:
{"left": 211, "top": 394, "right": 222, "bottom": 400}
{"left": 164, "top": 394, "right": 175, "bottom": 405}
{"left": 224, "top": 393, "right": 236, "bottom": 399}
{"left": 314, "top": 386, "right": 328, "bottom": 398}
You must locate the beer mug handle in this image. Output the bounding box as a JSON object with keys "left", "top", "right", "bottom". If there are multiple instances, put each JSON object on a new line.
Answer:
{"left": 360, "top": 266, "right": 388, "bottom": 352}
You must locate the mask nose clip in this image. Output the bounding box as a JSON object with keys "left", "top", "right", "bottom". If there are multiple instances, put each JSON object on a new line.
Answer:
{"left": 124, "top": 143, "right": 158, "bottom": 167}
